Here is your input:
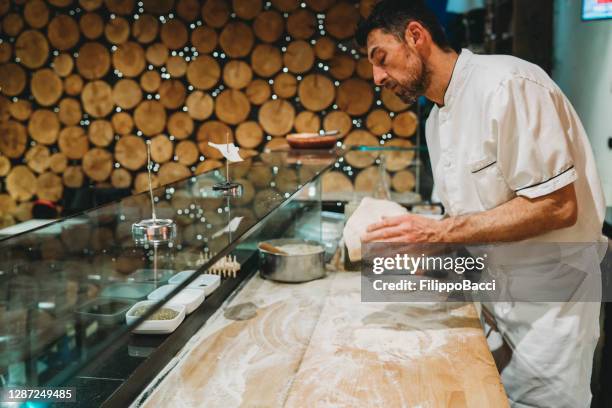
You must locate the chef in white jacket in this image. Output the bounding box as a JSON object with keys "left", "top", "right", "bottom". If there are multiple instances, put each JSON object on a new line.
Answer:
{"left": 356, "top": 1, "right": 607, "bottom": 407}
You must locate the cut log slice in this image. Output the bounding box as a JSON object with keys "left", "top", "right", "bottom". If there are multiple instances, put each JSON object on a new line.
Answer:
{"left": 194, "top": 159, "right": 222, "bottom": 175}
{"left": 235, "top": 121, "right": 263, "bottom": 149}
{"left": 48, "top": 0, "right": 74, "bottom": 6}
{"left": 381, "top": 87, "right": 409, "bottom": 112}
{"left": 186, "top": 55, "right": 220, "bottom": 90}
{"left": 325, "top": 2, "right": 360, "bottom": 40}
{"left": 251, "top": 44, "right": 282, "bottom": 78}
{"left": 64, "top": 74, "right": 83, "bottom": 95}
{"left": 142, "top": 0, "right": 174, "bottom": 14}
{"left": 112, "top": 78, "right": 142, "bottom": 110}
{"left": 356, "top": 58, "right": 373, "bottom": 80}
{"left": 271, "top": 0, "right": 299, "bottom": 12}
{"left": 105, "top": 16, "right": 130, "bottom": 44}
{"left": 111, "top": 112, "right": 134, "bottom": 134}
{"left": 158, "top": 162, "right": 191, "bottom": 186}
{"left": 343, "top": 129, "right": 378, "bottom": 168}
{"left": 253, "top": 10, "right": 284, "bottom": 43}
{"left": 322, "top": 170, "right": 354, "bottom": 194}
{"left": 48, "top": 15, "right": 79, "bottom": 50}
{"left": 0, "top": 156, "right": 10, "bottom": 177}
{"left": 111, "top": 168, "right": 132, "bottom": 189}
{"left": 214, "top": 89, "right": 250, "bottom": 125}
{"left": 28, "top": 109, "right": 59, "bottom": 145}
{"left": 284, "top": 40, "right": 315, "bottom": 74}
{"left": 384, "top": 138, "right": 415, "bottom": 171}
{"left": 0, "top": 193, "right": 16, "bottom": 215}
{"left": 145, "top": 43, "right": 169, "bottom": 66}
{"left": 294, "top": 111, "right": 320, "bottom": 133}
{"left": 58, "top": 126, "right": 89, "bottom": 159}
{"left": 80, "top": 12, "right": 104, "bottom": 39}
{"left": 166, "top": 55, "right": 187, "bottom": 77}
{"left": 79, "top": 0, "right": 103, "bottom": 11}
{"left": 245, "top": 79, "right": 271, "bottom": 105}
{"left": 158, "top": 79, "right": 186, "bottom": 110}
{"left": 134, "top": 171, "right": 159, "bottom": 193}
{"left": 0, "top": 42, "right": 11, "bottom": 63}
{"left": 323, "top": 110, "right": 351, "bottom": 138}
{"left": 287, "top": 9, "right": 316, "bottom": 39}
{"left": 2, "top": 13, "right": 24, "bottom": 37}
{"left": 330, "top": 54, "right": 356, "bottom": 80}
{"left": 0, "top": 0, "right": 8, "bottom": 16}
{"left": 177, "top": 0, "right": 200, "bottom": 21}
{"left": 105, "top": 0, "right": 135, "bottom": 15}
{"left": 15, "top": 30, "right": 49, "bottom": 69}
{"left": 360, "top": 0, "right": 377, "bottom": 18}
{"left": 185, "top": 90, "right": 213, "bottom": 120}
{"left": 161, "top": 19, "right": 188, "bottom": 50}
{"left": 273, "top": 72, "right": 297, "bottom": 99}
{"left": 115, "top": 135, "right": 146, "bottom": 170}
{"left": 232, "top": 0, "right": 261, "bottom": 20}
{"left": 298, "top": 74, "right": 335, "bottom": 111}
{"left": 134, "top": 100, "right": 167, "bottom": 136}
{"left": 83, "top": 147, "right": 113, "bottom": 182}
{"left": 9, "top": 99, "right": 32, "bottom": 121}
{"left": 354, "top": 165, "right": 390, "bottom": 193}
{"left": 82, "top": 80, "right": 114, "bottom": 117}
{"left": 6, "top": 165, "right": 36, "bottom": 201}
{"left": 191, "top": 26, "right": 217, "bottom": 53}
{"left": 223, "top": 60, "right": 252, "bottom": 90}
{"left": 151, "top": 134, "right": 173, "bottom": 163}
{"left": 247, "top": 163, "right": 272, "bottom": 187}
{"left": 88, "top": 119, "right": 114, "bottom": 147}
{"left": 264, "top": 137, "right": 289, "bottom": 151}
{"left": 77, "top": 42, "right": 111, "bottom": 79}
{"left": 0, "top": 63, "right": 26, "bottom": 96}
{"left": 336, "top": 78, "right": 373, "bottom": 116}
{"left": 24, "top": 0, "right": 49, "bottom": 29}
{"left": 53, "top": 53, "right": 73, "bottom": 77}
{"left": 167, "top": 111, "right": 194, "bottom": 139}
{"left": 36, "top": 172, "right": 63, "bottom": 201}
{"left": 202, "top": 0, "right": 230, "bottom": 28}
{"left": 314, "top": 37, "right": 336, "bottom": 60}
{"left": 391, "top": 169, "right": 416, "bottom": 192}
{"left": 31, "top": 68, "right": 63, "bottom": 106}
{"left": 0, "top": 121, "right": 27, "bottom": 158}
{"left": 0, "top": 95, "right": 8, "bottom": 121}
{"left": 58, "top": 98, "right": 82, "bottom": 126}
{"left": 305, "top": 0, "right": 334, "bottom": 12}
{"left": 259, "top": 99, "right": 295, "bottom": 136}
{"left": 175, "top": 140, "right": 199, "bottom": 166}
{"left": 63, "top": 165, "right": 84, "bottom": 187}
{"left": 366, "top": 109, "right": 392, "bottom": 135}
{"left": 132, "top": 14, "right": 159, "bottom": 44}
{"left": 13, "top": 202, "right": 33, "bottom": 222}
{"left": 392, "top": 111, "right": 418, "bottom": 138}
{"left": 140, "top": 70, "right": 161, "bottom": 92}
{"left": 196, "top": 121, "right": 233, "bottom": 159}
{"left": 219, "top": 22, "right": 254, "bottom": 58}
{"left": 48, "top": 152, "right": 68, "bottom": 173}
{"left": 113, "top": 42, "right": 146, "bottom": 77}
{"left": 275, "top": 168, "right": 298, "bottom": 193}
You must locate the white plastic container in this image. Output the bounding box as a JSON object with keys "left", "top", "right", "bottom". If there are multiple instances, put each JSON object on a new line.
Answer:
{"left": 168, "top": 270, "right": 197, "bottom": 285}
{"left": 147, "top": 285, "right": 205, "bottom": 314}
{"left": 125, "top": 300, "right": 185, "bottom": 334}
{"left": 186, "top": 274, "right": 221, "bottom": 296}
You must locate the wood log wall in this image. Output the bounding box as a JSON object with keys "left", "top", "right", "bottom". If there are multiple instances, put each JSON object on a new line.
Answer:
{"left": 0, "top": 0, "right": 418, "bottom": 228}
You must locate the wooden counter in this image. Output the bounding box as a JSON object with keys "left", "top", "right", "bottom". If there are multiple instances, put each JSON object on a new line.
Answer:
{"left": 135, "top": 272, "right": 508, "bottom": 408}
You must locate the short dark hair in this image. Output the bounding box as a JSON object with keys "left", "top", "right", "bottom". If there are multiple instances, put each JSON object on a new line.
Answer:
{"left": 356, "top": 0, "right": 450, "bottom": 50}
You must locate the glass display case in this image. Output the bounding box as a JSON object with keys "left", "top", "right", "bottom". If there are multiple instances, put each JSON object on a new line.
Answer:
{"left": 0, "top": 147, "right": 434, "bottom": 406}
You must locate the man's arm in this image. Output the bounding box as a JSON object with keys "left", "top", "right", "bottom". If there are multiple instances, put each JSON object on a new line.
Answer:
{"left": 361, "top": 183, "right": 578, "bottom": 243}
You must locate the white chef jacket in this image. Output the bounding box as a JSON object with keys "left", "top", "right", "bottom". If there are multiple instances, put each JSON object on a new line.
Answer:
{"left": 425, "top": 49, "right": 606, "bottom": 408}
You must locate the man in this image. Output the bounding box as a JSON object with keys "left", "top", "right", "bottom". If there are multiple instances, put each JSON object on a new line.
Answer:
{"left": 356, "top": 1, "right": 606, "bottom": 407}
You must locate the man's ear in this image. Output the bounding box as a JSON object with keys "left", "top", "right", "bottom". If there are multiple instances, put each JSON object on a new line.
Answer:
{"left": 403, "top": 21, "right": 424, "bottom": 47}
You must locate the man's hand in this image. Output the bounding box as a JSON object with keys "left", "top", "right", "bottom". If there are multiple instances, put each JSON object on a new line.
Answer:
{"left": 361, "top": 214, "right": 444, "bottom": 243}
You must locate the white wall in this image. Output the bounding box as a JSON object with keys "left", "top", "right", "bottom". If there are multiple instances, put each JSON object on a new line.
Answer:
{"left": 553, "top": 0, "right": 612, "bottom": 220}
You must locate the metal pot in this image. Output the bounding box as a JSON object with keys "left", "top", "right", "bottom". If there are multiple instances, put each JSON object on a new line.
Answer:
{"left": 258, "top": 238, "right": 326, "bottom": 283}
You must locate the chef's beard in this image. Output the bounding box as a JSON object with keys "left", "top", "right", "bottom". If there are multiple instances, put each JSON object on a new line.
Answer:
{"left": 385, "top": 56, "right": 430, "bottom": 105}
